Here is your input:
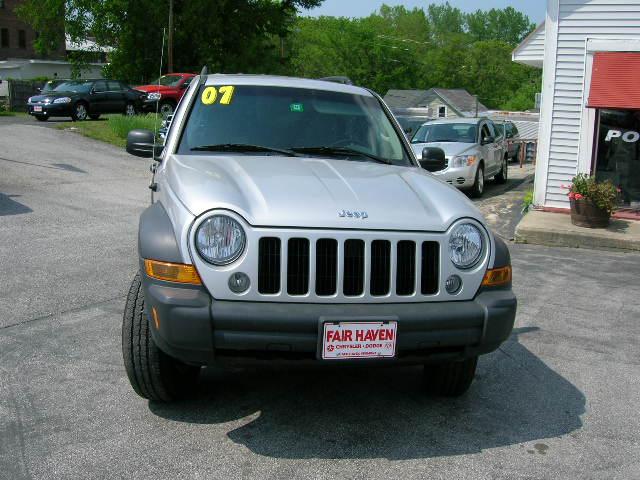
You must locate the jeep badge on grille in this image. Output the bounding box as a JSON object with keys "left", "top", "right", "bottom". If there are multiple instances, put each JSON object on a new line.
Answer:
{"left": 338, "top": 210, "right": 368, "bottom": 219}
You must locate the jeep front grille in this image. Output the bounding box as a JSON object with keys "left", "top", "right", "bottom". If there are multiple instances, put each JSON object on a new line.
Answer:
{"left": 287, "top": 238, "right": 309, "bottom": 295}
{"left": 258, "top": 237, "right": 280, "bottom": 294}
{"left": 258, "top": 237, "right": 439, "bottom": 299}
{"left": 343, "top": 239, "right": 365, "bottom": 296}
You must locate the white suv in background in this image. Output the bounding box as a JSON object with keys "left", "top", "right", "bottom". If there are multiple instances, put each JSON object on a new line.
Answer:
{"left": 410, "top": 118, "right": 508, "bottom": 197}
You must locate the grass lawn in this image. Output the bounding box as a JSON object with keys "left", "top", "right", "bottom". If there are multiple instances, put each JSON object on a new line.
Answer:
{"left": 54, "top": 114, "right": 163, "bottom": 148}
{"left": 0, "top": 110, "right": 16, "bottom": 116}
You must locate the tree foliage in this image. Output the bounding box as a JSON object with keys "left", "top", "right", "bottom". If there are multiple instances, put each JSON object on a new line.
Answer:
{"left": 17, "top": 0, "right": 322, "bottom": 83}
{"left": 288, "top": 2, "right": 542, "bottom": 110}
{"left": 16, "top": 1, "right": 542, "bottom": 110}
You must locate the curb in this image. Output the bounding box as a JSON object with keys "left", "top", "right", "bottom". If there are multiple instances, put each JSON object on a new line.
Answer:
{"left": 515, "top": 211, "right": 640, "bottom": 252}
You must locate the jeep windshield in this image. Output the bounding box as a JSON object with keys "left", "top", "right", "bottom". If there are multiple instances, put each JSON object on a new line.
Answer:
{"left": 177, "top": 85, "right": 413, "bottom": 167}
{"left": 411, "top": 123, "right": 478, "bottom": 144}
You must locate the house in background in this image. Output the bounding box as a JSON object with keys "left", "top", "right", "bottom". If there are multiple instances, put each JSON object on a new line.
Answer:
{"left": 513, "top": 0, "right": 640, "bottom": 213}
{"left": 384, "top": 88, "right": 488, "bottom": 119}
{"left": 0, "top": 0, "right": 108, "bottom": 80}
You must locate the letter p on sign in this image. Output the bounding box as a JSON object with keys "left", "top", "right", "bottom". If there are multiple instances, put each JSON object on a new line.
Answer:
{"left": 605, "top": 130, "right": 622, "bottom": 142}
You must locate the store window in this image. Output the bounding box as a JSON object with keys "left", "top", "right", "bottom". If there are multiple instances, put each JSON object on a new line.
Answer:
{"left": 594, "top": 109, "right": 640, "bottom": 209}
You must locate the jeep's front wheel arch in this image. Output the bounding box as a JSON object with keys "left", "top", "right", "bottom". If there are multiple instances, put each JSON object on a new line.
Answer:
{"left": 138, "top": 202, "right": 183, "bottom": 264}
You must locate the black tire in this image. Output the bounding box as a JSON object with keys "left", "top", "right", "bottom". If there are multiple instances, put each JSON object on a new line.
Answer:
{"left": 470, "top": 164, "right": 484, "bottom": 198}
{"left": 89, "top": 113, "right": 101, "bottom": 120}
{"left": 159, "top": 101, "right": 175, "bottom": 118}
{"left": 122, "top": 273, "right": 200, "bottom": 402}
{"left": 424, "top": 357, "right": 478, "bottom": 397}
{"left": 495, "top": 155, "right": 508, "bottom": 184}
{"left": 71, "top": 102, "right": 88, "bottom": 121}
{"left": 35, "top": 115, "right": 49, "bottom": 122}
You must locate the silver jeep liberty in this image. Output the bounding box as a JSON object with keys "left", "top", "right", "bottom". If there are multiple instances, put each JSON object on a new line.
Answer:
{"left": 122, "top": 73, "right": 517, "bottom": 402}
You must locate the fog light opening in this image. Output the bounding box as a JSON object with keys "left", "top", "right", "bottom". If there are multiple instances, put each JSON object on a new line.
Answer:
{"left": 228, "top": 272, "right": 250, "bottom": 294}
{"left": 445, "top": 274, "right": 462, "bottom": 295}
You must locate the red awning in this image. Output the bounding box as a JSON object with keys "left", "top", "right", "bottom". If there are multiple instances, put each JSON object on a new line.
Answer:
{"left": 588, "top": 52, "right": 640, "bottom": 109}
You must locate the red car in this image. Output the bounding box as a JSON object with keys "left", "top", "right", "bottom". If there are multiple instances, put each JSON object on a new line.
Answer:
{"left": 135, "top": 73, "right": 196, "bottom": 116}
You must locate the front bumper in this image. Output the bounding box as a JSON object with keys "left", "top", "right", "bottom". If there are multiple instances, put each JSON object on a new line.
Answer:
{"left": 140, "top": 99, "right": 160, "bottom": 113}
{"left": 432, "top": 164, "right": 477, "bottom": 188}
{"left": 27, "top": 102, "right": 72, "bottom": 117}
{"left": 141, "top": 273, "right": 517, "bottom": 367}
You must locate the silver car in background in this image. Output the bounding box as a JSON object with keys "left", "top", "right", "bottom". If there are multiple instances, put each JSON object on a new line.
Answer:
{"left": 410, "top": 118, "right": 508, "bottom": 197}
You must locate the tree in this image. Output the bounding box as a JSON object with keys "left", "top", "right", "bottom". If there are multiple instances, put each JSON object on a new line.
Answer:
{"left": 17, "top": 0, "right": 323, "bottom": 83}
{"left": 466, "top": 7, "right": 536, "bottom": 45}
{"left": 288, "top": 2, "right": 541, "bottom": 110}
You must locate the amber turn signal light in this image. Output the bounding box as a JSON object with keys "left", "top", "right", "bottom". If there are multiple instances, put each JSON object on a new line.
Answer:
{"left": 144, "top": 259, "right": 202, "bottom": 285}
{"left": 482, "top": 265, "right": 512, "bottom": 287}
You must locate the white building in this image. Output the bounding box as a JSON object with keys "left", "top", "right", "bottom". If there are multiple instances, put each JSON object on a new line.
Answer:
{"left": 513, "top": 0, "right": 640, "bottom": 212}
{"left": 0, "top": 36, "right": 110, "bottom": 80}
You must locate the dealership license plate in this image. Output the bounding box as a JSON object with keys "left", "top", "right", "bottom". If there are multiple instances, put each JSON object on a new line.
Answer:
{"left": 322, "top": 321, "right": 397, "bottom": 360}
{"left": 33, "top": 106, "right": 42, "bottom": 112}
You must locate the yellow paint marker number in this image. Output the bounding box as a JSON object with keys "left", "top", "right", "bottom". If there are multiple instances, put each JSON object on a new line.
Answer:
{"left": 219, "top": 86, "right": 235, "bottom": 105}
{"left": 201, "top": 85, "right": 235, "bottom": 106}
{"left": 201, "top": 86, "right": 218, "bottom": 105}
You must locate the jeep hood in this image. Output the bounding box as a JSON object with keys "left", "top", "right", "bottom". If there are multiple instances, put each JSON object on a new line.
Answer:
{"left": 164, "top": 154, "right": 483, "bottom": 232}
{"left": 411, "top": 142, "right": 475, "bottom": 158}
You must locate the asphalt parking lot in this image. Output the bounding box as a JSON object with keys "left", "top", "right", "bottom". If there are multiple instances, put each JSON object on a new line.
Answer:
{"left": 1, "top": 121, "right": 639, "bottom": 479}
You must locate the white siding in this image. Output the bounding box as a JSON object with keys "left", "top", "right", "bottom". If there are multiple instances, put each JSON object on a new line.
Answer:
{"left": 543, "top": 0, "right": 640, "bottom": 208}
{"left": 513, "top": 23, "right": 546, "bottom": 67}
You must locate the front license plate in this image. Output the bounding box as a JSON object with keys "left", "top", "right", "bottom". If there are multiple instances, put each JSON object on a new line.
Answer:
{"left": 322, "top": 321, "right": 397, "bottom": 360}
{"left": 33, "top": 106, "right": 42, "bottom": 112}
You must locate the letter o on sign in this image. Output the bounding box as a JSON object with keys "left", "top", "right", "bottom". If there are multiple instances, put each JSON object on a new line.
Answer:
{"left": 622, "top": 131, "right": 640, "bottom": 143}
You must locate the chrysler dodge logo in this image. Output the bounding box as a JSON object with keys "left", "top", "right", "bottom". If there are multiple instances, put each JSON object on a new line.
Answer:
{"left": 338, "top": 210, "right": 368, "bottom": 219}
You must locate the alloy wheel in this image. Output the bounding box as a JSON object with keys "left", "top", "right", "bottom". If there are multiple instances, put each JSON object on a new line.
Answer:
{"left": 160, "top": 103, "right": 174, "bottom": 117}
{"left": 75, "top": 104, "right": 87, "bottom": 121}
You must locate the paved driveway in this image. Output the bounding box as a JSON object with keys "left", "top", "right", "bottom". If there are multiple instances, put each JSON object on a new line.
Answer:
{"left": 0, "top": 123, "right": 638, "bottom": 479}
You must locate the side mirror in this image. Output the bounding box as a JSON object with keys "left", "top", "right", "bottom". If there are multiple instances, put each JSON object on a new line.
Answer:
{"left": 482, "top": 136, "right": 495, "bottom": 145}
{"left": 419, "top": 147, "right": 446, "bottom": 172}
{"left": 126, "top": 129, "right": 163, "bottom": 158}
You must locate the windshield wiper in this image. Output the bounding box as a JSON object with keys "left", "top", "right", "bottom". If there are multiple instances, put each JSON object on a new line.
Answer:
{"left": 291, "top": 146, "right": 391, "bottom": 165}
{"left": 190, "top": 143, "right": 299, "bottom": 157}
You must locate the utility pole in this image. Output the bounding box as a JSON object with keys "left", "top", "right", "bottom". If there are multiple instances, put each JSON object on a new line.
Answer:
{"left": 474, "top": 95, "right": 479, "bottom": 117}
{"left": 168, "top": 0, "right": 174, "bottom": 73}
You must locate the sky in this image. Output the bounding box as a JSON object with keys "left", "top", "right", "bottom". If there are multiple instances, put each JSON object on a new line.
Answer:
{"left": 303, "top": 0, "right": 546, "bottom": 24}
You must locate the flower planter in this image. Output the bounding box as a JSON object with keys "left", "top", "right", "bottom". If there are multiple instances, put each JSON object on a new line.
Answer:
{"left": 570, "top": 198, "right": 610, "bottom": 228}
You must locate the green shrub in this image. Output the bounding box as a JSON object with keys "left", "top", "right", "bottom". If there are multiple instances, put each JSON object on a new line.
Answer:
{"left": 521, "top": 188, "right": 534, "bottom": 214}
{"left": 108, "top": 114, "right": 162, "bottom": 140}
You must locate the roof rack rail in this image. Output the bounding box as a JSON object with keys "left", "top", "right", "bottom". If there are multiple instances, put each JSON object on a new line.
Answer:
{"left": 198, "top": 65, "right": 208, "bottom": 86}
{"left": 318, "top": 76, "right": 353, "bottom": 85}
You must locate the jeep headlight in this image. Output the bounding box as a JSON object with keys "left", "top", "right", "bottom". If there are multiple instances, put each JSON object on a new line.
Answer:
{"left": 53, "top": 97, "right": 72, "bottom": 104}
{"left": 449, "top": 223, "right": 483, "bottom": 269}
{"left": 195, "top": 215, "right": 246, "bottom": 265}
{"left": 451, "top": 155, "right": 477, "bottom": 168}
{"left": 147, "top": 92, "right": 161, "bottom": 101}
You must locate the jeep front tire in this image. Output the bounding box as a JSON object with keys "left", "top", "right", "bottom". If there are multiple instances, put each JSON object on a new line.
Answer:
{"left": 122, "top": 273, "right": 200, "bottom": 401}
{"left": 423, "top": 356, "right": 478, "bottom": 397}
